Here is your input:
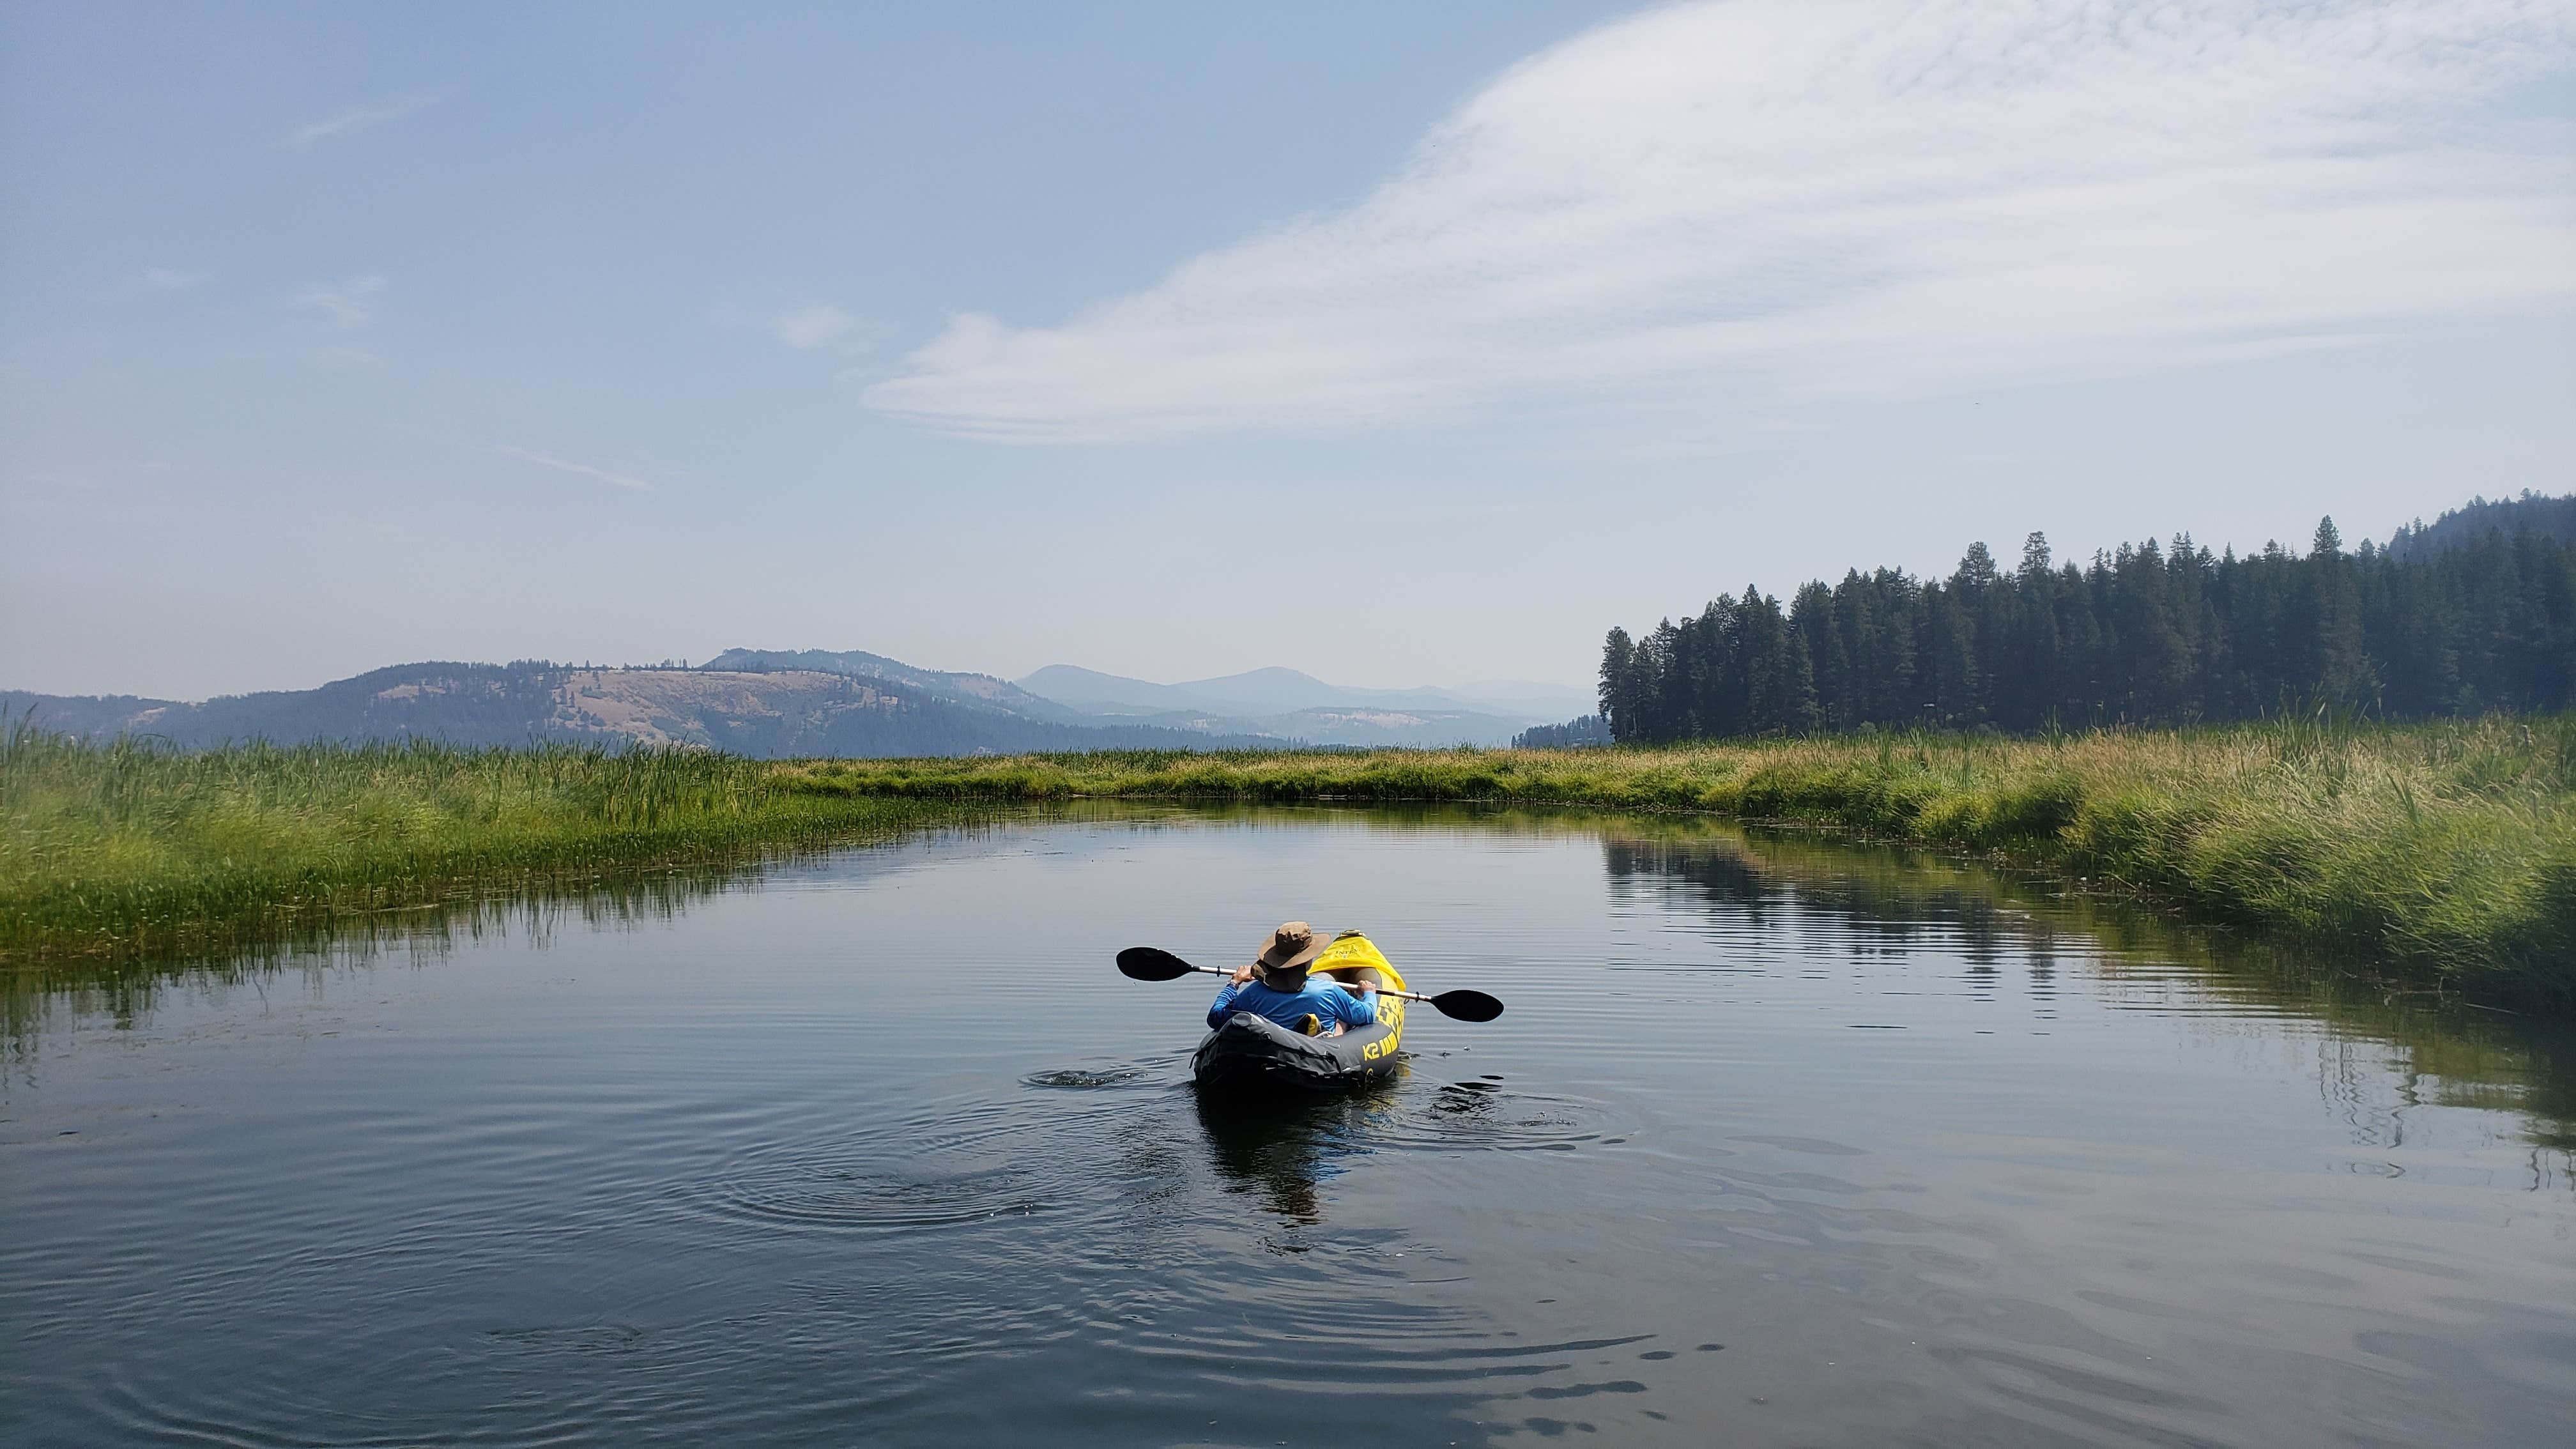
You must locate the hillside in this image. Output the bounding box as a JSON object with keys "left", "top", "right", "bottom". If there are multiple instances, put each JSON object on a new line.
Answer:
{"left": 6, "top": 647, "right": 1599, "bottom": 754}
{"left": 3, "top": 661, "right": 1278, "bottom": 757}
{"left": 699, "top": 647, "right": 1083, "bottom": 721}
{"left": 2386, "top": 491, "right": 2576, "bottom": 560}
{"left": 1012, "top": 664, "right": 1588, "bottom": 746}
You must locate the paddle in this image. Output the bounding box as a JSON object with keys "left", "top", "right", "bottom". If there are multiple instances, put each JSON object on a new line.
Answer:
{"left": 1116, "top": 946, "right": 1505, "bottom": 1023}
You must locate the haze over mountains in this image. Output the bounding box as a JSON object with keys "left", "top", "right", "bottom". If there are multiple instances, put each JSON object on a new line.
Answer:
{"left": 3, "top": 650, "right": 1591, "bottom": 757}
{"left": 1018, "top": 665, "right": 1589, "bottom": 723}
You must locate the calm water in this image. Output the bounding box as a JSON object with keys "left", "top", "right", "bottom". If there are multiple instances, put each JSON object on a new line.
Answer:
{"left": 6, "top": 806, "right": 2573, "bottom": 1446}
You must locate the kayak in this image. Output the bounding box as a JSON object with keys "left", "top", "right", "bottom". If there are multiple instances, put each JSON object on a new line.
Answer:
{"left": 1190, "top": 931, "right": 1409, "bottom": 1096}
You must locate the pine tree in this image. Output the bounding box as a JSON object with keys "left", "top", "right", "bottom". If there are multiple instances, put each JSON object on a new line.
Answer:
{"left": 1600, "top": 511, "right": 2576, "bottom": 740}
{"left": 1598, "top": 628, "right": 1636, "bottom": 740}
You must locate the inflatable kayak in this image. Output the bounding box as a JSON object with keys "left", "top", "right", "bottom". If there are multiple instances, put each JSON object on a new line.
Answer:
{"left": 1191, "top": 931, "right": 1409, "bottom": 1096}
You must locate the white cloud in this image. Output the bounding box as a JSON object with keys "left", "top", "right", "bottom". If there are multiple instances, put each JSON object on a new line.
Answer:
{"left": 278, "top": 93, "right": 440, "bottom": 151}
{"left": 865, "top": 0, "right": 2576, "bottom": 443}
{"left": 493, "top": 445, "right": 654, "bottom": 492}
{"left": 294, "top": 275, "right": 386, "bottom": 327}
{"left": 772, "top": 302, "right": 859, "bottom": 349}
{"left": 141, "top": 268, "right": 206, "bottom": 291}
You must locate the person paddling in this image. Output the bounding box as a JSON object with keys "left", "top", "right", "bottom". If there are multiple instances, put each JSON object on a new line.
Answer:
{"left": 1208, "top": 921, "right": 1377, "bottom": 1037}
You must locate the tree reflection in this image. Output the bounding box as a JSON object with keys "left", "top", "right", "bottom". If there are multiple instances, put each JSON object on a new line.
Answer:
{"left": 1602, "top": 817, "right": 2576, "bottom": 1156}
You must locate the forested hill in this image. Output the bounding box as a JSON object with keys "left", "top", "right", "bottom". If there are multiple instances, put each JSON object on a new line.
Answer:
{"left": 2387, "top": 492, "right": 2576, "bottom": 560}
{"left": 0, "top": 663, "right": 1284, "bottom": 757}
{"left": 1599, "top": 510, "right": 2576, "bottom": 743}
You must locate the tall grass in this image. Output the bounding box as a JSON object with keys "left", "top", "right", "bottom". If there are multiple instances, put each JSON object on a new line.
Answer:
{"left": 0, "top": 720, "right": 942, "bottom": 964}
{"left": 780, "top": 716, "right": 2576, "bottom": 1009}
{"left": 11, "top": 715, "right": 2571, "bottom": 1011}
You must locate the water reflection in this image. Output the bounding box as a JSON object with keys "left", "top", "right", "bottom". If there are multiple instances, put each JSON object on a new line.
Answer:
{"left": 15, "top": 801, "right": 2572, "bottom": 1158}
{"left": 1602, "top": 818, "right": 2576, "bottom": 1158}
{"left": 11, "top": 802, "right": 2575, "bottom": 1446}
{"left": 0, "top": 816, "right": 1023, "bottom": 1068}
{"left": 1193, "top": 1092, "right": 1376, "bottom": 1226}
{"left": 4, "top": 866, "right": 732, "bottom": 1048}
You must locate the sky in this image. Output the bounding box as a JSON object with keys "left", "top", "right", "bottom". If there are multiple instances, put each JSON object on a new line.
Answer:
{"left": 3, "top": 0, "right": 2571, "bottom": 702}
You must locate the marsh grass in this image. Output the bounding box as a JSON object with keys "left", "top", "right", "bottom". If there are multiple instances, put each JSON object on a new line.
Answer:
{"left": 782, "top": 716, "right": 2576, "bottom": 1009}
{"left": 9, "top": 715, "right": 2570, "bottom": 1010}
{"left": 0, "top": 721, "right": 945, "bottom": 967}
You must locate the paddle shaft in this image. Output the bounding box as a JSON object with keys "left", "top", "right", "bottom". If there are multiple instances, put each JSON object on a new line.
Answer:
{"left": 1177, "top": 960, "right": 1445, "bottom": 1009}
{"left": 1116, "top": 945, "right": 1501, "bottom": 1021}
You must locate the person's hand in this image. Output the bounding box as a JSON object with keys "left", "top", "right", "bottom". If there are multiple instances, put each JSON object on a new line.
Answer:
{"left": 1230, "top": 965, "right": 1256, "bottom": 985}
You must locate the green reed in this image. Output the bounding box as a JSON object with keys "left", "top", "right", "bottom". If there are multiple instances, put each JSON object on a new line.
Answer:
{"left": 0, "top": 720, "right": 943, "bottom": 965}
{"left": 781, "top": 717, "right": 2576, "bottom": 1011}
{"left": 10, "top": 716, "right": 2570, "bottom": 1010}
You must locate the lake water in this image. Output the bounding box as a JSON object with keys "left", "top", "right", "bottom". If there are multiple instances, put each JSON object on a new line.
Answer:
{"left": 6, "top": 805, "right": 2573, "bottom": 1446}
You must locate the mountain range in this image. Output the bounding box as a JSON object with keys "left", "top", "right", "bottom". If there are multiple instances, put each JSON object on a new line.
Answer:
{"left": 1016, "top": 664, "right": 1588, "bottom": 722}
{"left": 4, "top": 650, "right": 1593, "bottom": 757}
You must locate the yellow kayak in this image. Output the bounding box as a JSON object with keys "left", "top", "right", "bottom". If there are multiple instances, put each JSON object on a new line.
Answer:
{"left": 1190, "top": 931, "right": 1409, "bottom": 1094}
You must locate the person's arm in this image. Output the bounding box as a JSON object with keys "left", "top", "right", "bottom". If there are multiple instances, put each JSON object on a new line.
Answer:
{"left": 1335, "top": 980, "right": 1377, "bottom": 1027}
{"left": 1208, "top": 965, "right": 1257, "bottom": 1029}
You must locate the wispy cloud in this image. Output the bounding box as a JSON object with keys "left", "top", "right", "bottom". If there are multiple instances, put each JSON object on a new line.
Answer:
{"left": 278, "top": 93, "right": 441, "bottom": 151}
{"left": 141, "top": 267, "right": 206, "bottom": 291}
{"left": 316, "top": 346, "right": 383, "bottom": 370}
{"left": 758, "top": 301, "right": 895, "bottom": 356}
{"left": 493, "top": 445, "right": 654, "bottom": 492}
{"left": 865, "top": 0, "right": 2576, "bottom": 443}
{"left": 294, "top": 274, "right": 386, "bottom": 327}
{"left": 772, "top": 302, "right": 857, "bottom": 349}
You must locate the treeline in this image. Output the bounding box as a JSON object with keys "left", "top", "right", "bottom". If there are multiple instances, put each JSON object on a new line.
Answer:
{"left": 1513, "top": 716, "right": 1611, "bottom": 749}
{"left": 2389, "top": 490, "right": 2576, "bottom": 559}
{"left": 1600, "top": 514, "right": 2576, "bottom": 742}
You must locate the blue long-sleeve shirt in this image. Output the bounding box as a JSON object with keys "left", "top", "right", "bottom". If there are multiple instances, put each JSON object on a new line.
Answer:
{"left": 1208, "top": 977, "right": 1377, "bottom": 1032}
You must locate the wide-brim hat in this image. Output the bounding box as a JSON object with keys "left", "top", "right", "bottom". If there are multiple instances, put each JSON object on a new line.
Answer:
{"left": 1253, "top": 921, "right": 1331, "bottom": 980}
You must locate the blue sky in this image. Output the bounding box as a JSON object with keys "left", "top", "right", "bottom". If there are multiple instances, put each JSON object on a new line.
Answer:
{"left": 4, "top": 1, "right": 2571, "bottom": 700}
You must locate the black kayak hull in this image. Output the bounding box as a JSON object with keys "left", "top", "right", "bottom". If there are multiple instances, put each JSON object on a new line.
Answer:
{"left": 1190, "top": 1011, "right": 1403, "bottom": 1096}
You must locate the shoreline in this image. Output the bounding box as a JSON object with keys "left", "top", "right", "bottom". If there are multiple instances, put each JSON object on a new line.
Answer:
{"left": 6, "top": 718, "right": 2570, "bottom": 1013}
{"left": 779, "top": 717, "right": 2576, "bottom": 1012}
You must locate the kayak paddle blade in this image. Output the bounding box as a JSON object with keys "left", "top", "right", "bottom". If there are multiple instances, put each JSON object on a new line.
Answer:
{"left": 1117, "top": 947, "right": 1199, "bottom": 982}
{"left": 1431, "top": 989, "right": 1505, "bottom": 1023}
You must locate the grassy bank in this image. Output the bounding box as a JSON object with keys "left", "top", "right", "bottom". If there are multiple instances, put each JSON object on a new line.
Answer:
{"left": 0, "top": 724, "right": 948, "bottom": 965}
{"left": 10, "top": 716, "right": 2570, "bottom": 1011}
{"left": 780, "top": 716, "right": 2576, "bottom": 1010}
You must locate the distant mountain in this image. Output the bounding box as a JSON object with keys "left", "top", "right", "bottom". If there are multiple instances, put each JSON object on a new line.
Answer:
{"left": 1073, "top": 703, "right": 1535, "bottom": 748}
{"left": 1014, "top": 663, "right": 1592, "bottom": 744}
{"left": 700, "top": 647, "right": 1084, "bottom": 722}
{"left": 1441, "top": 680, "right": 1599, "bottom": 719}
{"left": 1243, "top": 706, "right": 1525, "bottom": 748}
{"left": 1174, "top": 667, "right": 1362, "bottom": 713}
{"left": 9, "top": 647, "right": 1595, "bottom": 755}
{"left": 7, "top": 663, "right": 575, "bottom": 749}
{"left": 2387, "top": 492, "right": 2576, "bottom": 560}
{"left": 4, "top": 659, "right": 1278, "bottom": 757}
{"left": 1014, "top": 665, "right": 1224, "bottom": 716}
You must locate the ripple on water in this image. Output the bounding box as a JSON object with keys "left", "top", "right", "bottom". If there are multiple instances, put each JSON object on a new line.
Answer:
{"left": 673, "top": 1080, "right": 1186, "bottom": 1238}
{"left": 702, "top": 1158, "right": 1048, "bottom": 1232}
{"left": 1021, "top": 1064, "right": 1146, "bottom": 1089}
{"left": 1367, "top": 1078, "right": 1625, "bottom": 1154}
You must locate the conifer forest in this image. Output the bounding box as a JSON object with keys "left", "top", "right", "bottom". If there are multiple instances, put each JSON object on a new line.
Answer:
{"left": 1598, "top": 514, "right": 2576, "bottom": 743}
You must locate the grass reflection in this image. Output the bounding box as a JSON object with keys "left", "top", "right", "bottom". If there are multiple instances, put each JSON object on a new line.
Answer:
{"left": 1593, "top": 813, "right": 2576, "bottom": 1156}
{"left": 0, "top": 815, "right": 1020, "bottom": 1062}
{"left": 10, "top": 800, "right": 2569, "bottom": 1164}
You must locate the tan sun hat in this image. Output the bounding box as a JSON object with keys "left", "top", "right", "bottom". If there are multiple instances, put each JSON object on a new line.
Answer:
{"left": 1252, "top": 921, "right": 1331, "bottom": 984}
